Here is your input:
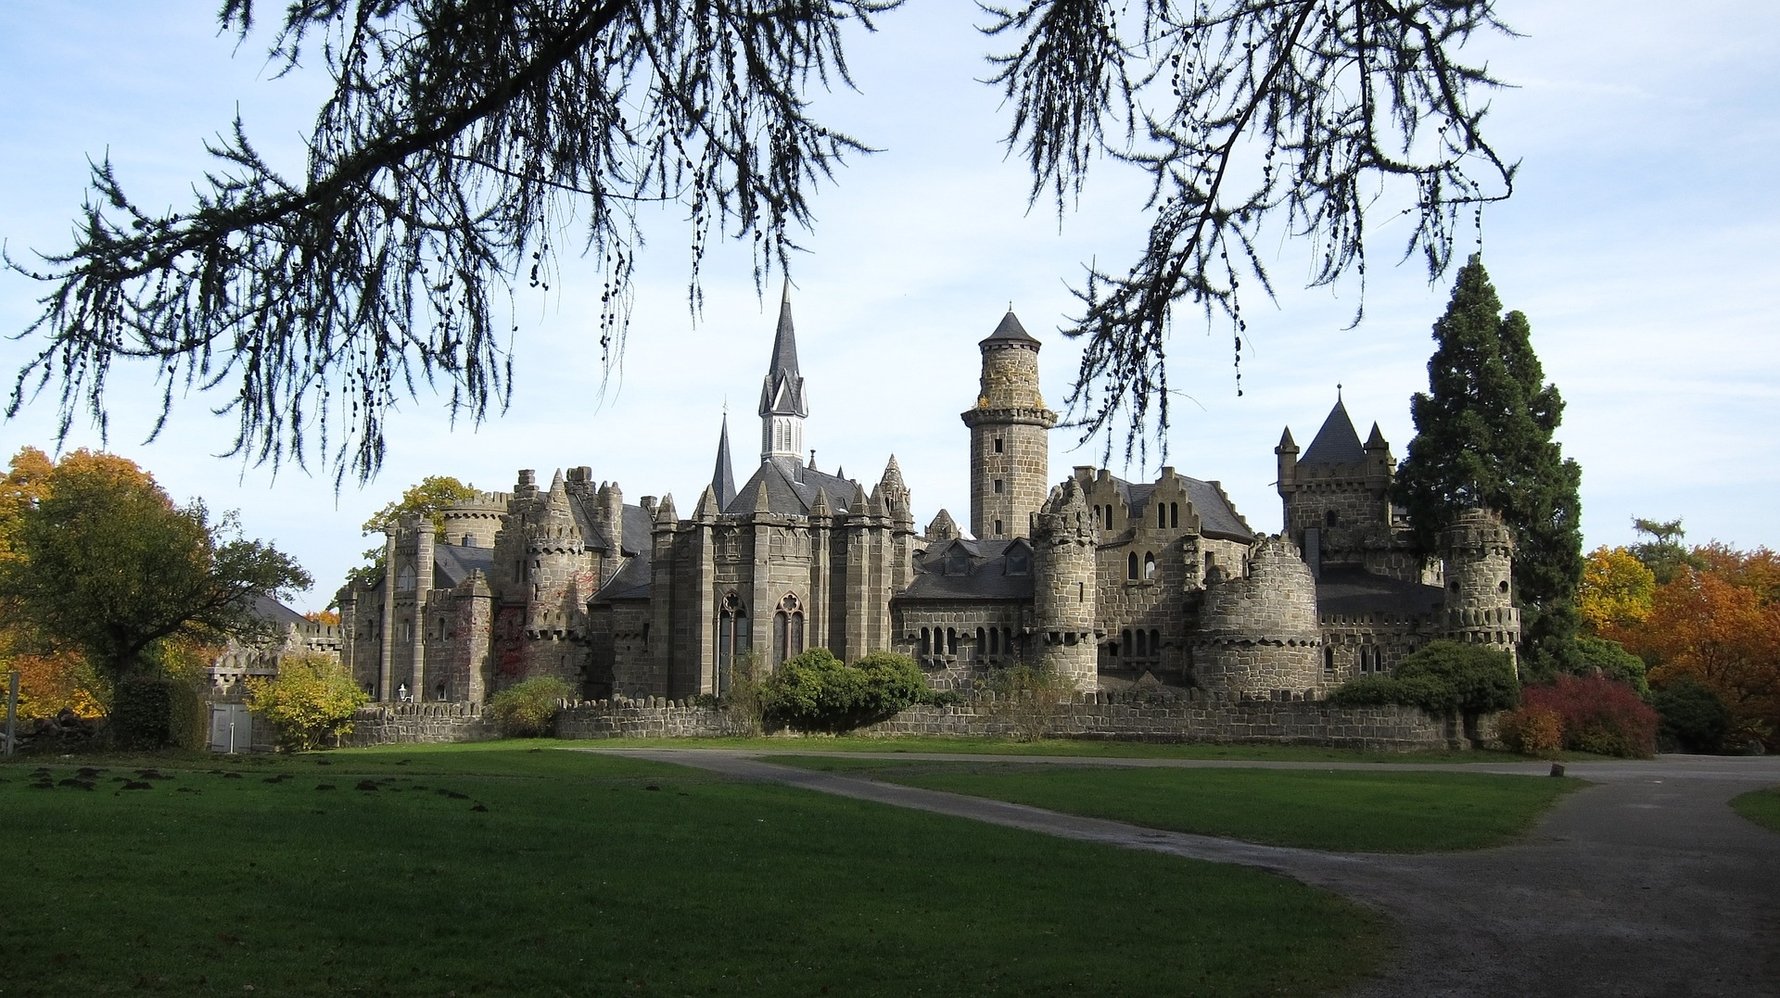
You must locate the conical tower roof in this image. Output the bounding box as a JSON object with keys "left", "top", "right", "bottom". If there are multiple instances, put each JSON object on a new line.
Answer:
{"left": 1302, "top": 397, "right": 1366, "bottom": 466}
{"left": 758, "top": 282, "right": 809, "bottom": 418}
{"left": 711, "top": 413, "right": 737, "bottom": 509}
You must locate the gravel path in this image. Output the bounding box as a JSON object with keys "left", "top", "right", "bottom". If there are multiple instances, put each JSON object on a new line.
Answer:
{"left": 592, "top": 749, "right": 1780, "bottom": 997}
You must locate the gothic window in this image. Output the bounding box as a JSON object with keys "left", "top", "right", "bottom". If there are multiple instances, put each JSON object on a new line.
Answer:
{"left": 1143, "top": 553, "right": 1157, "bottom": 581}
{"left": 1127, "top": 553, "right": 1139, "bottom": 580}
{"left": 718, "top": 593, "right": 750, "bottom": 675}
{"left": 396, "top": 563, "right": 416, "bottom": 592}
{"left": 1323, "top": 646, "right": 1335, "bottom": 676}
{"left": 1170, "top": 503, "right": 1180, "bottom": 528}
{"left": 1156, "top": 504, "right": 1166, "bottom": 529}
{"left": 773, "top": 594, "right": 805, "bottom": 666}
{"left": 976, "top": 627, "right": 987, "bottom": 661}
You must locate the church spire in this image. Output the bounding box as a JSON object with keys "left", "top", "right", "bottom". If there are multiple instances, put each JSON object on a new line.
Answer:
{"left": 758, "top": 281, "right": 808, "bottom": 464}
{"left": 712, "top": 412, "right": 737, "bottom": 510}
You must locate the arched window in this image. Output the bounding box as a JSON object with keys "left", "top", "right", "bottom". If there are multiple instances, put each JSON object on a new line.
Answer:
{"left": 1103, "top": 505, "right": 1115, "bottom": 530}
{"left": 773, "top": 594, "right": 805, "bottom": 665}
{"left": 1134, "top": 629, "right": 1147, "bottom": 657}
{"left": 976, "top": 627, "right": 987, "bottom": 661}
{"left": 718, "top": 593, "right": 750, "bottom": 678}
{"left": 947, "top": 628, "right": 959, "bottom": 656}
{"left": 1170, "top": 502, "right": 1179, "bottom": 528}
{"left": 1156, "top": 504, "right": 1166, "bottom": 529}
{"left": 396, "top": 563, "right": 416, "bottom": 592}
{"left": 1127, "top": 552, "right": 1139, "bottom": 580}
{"left": 1326, "top": 509, "right": 1339, "bottom": 527}
{"left": 1143, "top": 552, "right": 1157, "bottom": 581}
{"left": 1150, "top": 629, "right": 1161, "bottom": 659}
{"left": 920, "top": 627, "right": 931, "bottom": 656}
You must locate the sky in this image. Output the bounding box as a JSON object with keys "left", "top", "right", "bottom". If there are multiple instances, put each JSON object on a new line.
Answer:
{"left": 2, "top": 2, "right": 1777, "bottom": 611}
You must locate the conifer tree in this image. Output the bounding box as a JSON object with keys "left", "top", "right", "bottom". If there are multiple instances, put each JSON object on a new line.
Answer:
{"left": 1395, "top": 256, "right": 1584, "bottom": 676}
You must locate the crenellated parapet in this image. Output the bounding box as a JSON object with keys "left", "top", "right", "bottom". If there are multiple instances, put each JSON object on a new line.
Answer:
{"left": 1191, "top": 534, "right": 1323, "bottom": 696}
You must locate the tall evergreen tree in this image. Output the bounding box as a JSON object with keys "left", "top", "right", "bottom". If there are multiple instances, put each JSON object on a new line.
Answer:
{"left": 1395, "top": 256, "right": 1584, "bottom": 676}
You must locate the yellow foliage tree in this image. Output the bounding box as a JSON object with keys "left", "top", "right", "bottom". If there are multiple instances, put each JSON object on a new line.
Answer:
{"left": 245, "top": 653, "right": 370, "bottom": 751}
{"left": 1630, "top": 569, "right": 1780, "bottom": 749}
{"left": 1578, "top": 546, "right": 1656, "bottom": 634}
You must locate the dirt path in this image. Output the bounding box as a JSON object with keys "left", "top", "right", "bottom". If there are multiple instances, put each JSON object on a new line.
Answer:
{"left": 591, "top": 749, "right": 1780, "bottom": 997}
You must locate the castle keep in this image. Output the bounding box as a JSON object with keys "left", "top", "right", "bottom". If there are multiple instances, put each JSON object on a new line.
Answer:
{"left": 335, "top": 290, "right": 1519, "bottom": 703}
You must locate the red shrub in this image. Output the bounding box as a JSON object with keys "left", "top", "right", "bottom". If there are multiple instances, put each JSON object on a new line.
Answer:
{"left": 1522, "top": 675, "right": 1658, "bottom": 758}
{"left": 1496, "top": 705, "right": 1564, "bottom": 757}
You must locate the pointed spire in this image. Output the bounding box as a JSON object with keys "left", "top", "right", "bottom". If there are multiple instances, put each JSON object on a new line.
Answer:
{"left": 881, "top": 454, "right": 904, "bottom": 488}
{"left": 754, "top": 480, "right": 773, "bottom": 515}
{"left": 811, "top": 488, "right": 832, "bottom": 518}
{"left": 1277, "top": 426, "right": 1298, "bottom": 451}
{"left": 711, "top": 413, "right": 737, "bottom": 509}
{"left": 654, "top": 493, "right": 677, "bottom": 525}
{"left": 1365, "top": 422, "right": 1389, "bottom": 450}
{"left": 693, "top": 483, "right": 721, "bottom": 522}
{"left": 758, "top": 280, "right": 808, "bottom": 419}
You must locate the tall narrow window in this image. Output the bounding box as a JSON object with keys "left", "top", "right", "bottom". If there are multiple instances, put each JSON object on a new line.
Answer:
{"left": 976, "top": 627, "right": 987, "bottom": 661}
{"left": 1127, "top": 553, "right": 1139, "bottom": 580}
{"left": 947, "top": 628, "right": 959, "bottom": 656}
{"left": 1170, "top": 503, "right": 1179, "bottom": 528}
{"left": 1103, "top": 506, "right": 1114, "bottom": 530}
{"left": 994, "top": 436, "right": 1004, "bottom": 454}
{"left": 719, "top": 593, "right": 749, "bottom": 677}
{"left": 993, "top": 478, "right": 1004, "bottom": 494}
{"left": 774, "top": 594, "right": 804, "bottom": 665}
{"left": 1156, "top": 504, "right": 1166, "bottom": 529}
{"left": 1143, "top": 553, "right": 1157, "bottom": 580}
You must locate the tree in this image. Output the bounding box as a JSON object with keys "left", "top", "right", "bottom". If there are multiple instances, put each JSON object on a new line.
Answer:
{"left": 7, "top": 1, "right": 1515, "bottom": 482}
{"left": 1627, "top": 517, "right": 1700, "bottom": 585}
{"left": 1393, "top": 256, "right": 1584, "bottom": 675}
{"left": 1578, "top": 546, "right": 1656, "bottom": 634}
{"left": 344, "top": 475, "right": 479, "bottom": 590}
{"left": 245, "top": 652, "right": 371, "bottom": 750}
{"left": 1629, "top": 568, "right": 1780, "bottom": 749}
{"left": 0, "top": 448, "right": 311, "bottom": 684}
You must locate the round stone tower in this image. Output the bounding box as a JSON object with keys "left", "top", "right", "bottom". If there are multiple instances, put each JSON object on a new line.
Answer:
{"left": 439, "top": 491, "right": 510, "bottom": 549}
{"left": 1191, "top": 535, "right": 1322, "bottom": 697}
{"left": 1440, "top": 508, "right": 1520, "bottom": 664}
{"left": 961, "top": 309, "right": 1057, "bottom": 540}
{"left": 1031, "top": 478, "right": 1099, "bottom": 692}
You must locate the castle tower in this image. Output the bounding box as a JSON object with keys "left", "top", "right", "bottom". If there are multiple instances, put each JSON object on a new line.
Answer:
{"left": 1191, "top": 536, "right": 1322, "bottom": 697}
{"left": 758, "top": 283, "right": 808, "bottom": 466}
{"left": 1031, "top": 478, "right": 1099, "bottom": 692}
{"left": 439, "top": 491, "right": 508, "bottom": 549}
{"left": 961, "top": 309, "right": 1057, "bottom": 539}
{"left": 1440, "top": 508, "right": 1521, "bottom": 667}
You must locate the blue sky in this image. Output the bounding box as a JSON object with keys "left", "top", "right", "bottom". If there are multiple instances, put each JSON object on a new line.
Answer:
{"left": 2, "top": 2, "right": 1777, "bottom": 609}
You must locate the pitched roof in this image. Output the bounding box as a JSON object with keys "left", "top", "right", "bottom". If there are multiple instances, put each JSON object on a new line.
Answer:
{"left": 724, "top": 457, "right": 861, "bottom": 517}
{"left": 1301, "top": 398, "right": 1366, "bottom": 466}
{"left": 899, "top": 538, "right": 1035, "bottom": 601}
{"left": 1314, "top": 566, "right": 1445, "bottom": 618}
{"left": 1104, "top": 474, "right": 1254, "bottom": 542}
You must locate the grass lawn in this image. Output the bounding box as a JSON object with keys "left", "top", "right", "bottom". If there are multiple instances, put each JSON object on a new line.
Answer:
{"left": 774, "top": 757, "right": 1579, "bottom": 852}
{"left": 558, "top": 733, "right": 1537, "bottom": 763}
{"left": 1730, "top": 785, "right": 1780, "bottom": 833}
{"left": 1, "top": 745, "right": 1387, "bottom": 996}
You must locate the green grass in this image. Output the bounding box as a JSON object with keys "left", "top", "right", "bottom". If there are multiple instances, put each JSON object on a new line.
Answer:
{"left": 545, "top": 733, "right": 1538, "bottom": 763}
{"left": 775, "top": 757, "right": 1579, "bottom": 852}
{"left": 1, "top": 745, "right": 1387, "bottom": 996}
{"left": 1730, "top": 785, "right": 1780, "bottom": 833}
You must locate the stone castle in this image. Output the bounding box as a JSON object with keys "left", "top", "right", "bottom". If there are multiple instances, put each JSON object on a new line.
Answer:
{"left": 334, "top": 289, "right": 1519, "bottom": 703}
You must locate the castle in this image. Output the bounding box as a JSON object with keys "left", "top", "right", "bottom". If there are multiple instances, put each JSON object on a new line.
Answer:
{"left": 334, "top": 289, "right": 1519, "bottom": 703}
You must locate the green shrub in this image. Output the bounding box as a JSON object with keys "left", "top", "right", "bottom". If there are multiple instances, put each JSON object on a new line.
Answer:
{"left": 760, "top": 649, "right": 929, "bottom": 732}
{"left": 110, "top": 675, "right": 207, "bottom": 750}
{"left": 1496, "top": 705, "right": 1563, "bottom": 757}
{"left": 488, "top": 676, "right": 573, "bottom": 737}
{"left": 1327, "top": 641, "right": 1518, "bottom": 720}
{"left": 1650, "top": 677, "right": 1731, "bottom": 754}
{"left": 1574, "top": 636, "right": 1649, "bottom": 696}
{"left": 245, "top": 653, "right": 371, "bottom": 751}
{"left": 981, "top": 663, "right": 1077, "bottom": 742}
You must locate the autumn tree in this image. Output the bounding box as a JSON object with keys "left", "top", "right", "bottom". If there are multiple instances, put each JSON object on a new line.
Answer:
{"left": 1394, "top": 256, "right": 1584, "bottom": 675}
{"left": 1578, "top": 546, "right": 1656, "bottom": 634}
{"left": 245, "top": 652, "right": 369, "bottom": 750}
{"left": 0, "top": 448, "right": 311, "bottom": 685}
{"left": 1625, "top": 568, "right": 1780, "bottom": 750}
{"left": 7, "top": 1, "right": 1515, "bottom": 481}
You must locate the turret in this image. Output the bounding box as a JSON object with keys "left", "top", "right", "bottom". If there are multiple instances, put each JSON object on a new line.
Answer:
{"left": 1440, "top": 508, "right": 1520, "bottom": 666}
{"left": 1191, "top": 535, "right": 1322, "bottom": 697}
{"left": 1031, "top": 478, "right": 1098, "bottom": 691}
{"left": 961, "top": 308, "right": 1058, "bottom": 539}
{"left": 439, "top": 490, "right": 510, "bottom": 549}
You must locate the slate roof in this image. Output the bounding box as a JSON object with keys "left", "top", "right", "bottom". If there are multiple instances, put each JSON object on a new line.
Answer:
{"left": 711, "top": 414, "right": 737, "bottom": 510}
{"left": 1314, "top": 566, "right": 1445, "bottom": 618}
{"left": 593, "top": 554, "right": 653, "bottom": 602}
{"left": 251, "top": 593, "right": 308, "bottom": 628}
{"left": 1301, "top": 398, "right": 1367, "bottom": 466}
{"left": 981, "top": 309, "right": 1039, "bottom": 346}
{"left": 1104, "top": 475, "right": 1254, "bottom": 542}
{"left": 433, "top": 543, "right": 496, "bottom": 589}
{"left": 898, "top": 538, "right": 1035, "bottom": 602}
{"left": 758, "top": 284, "right": 808, "bottom": 417}
{"left": 724, "top": 457, "right": 862, "bottom": 517}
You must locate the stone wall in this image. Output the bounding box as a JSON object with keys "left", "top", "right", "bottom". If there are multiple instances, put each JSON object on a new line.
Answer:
{"left": 337, "top": 694, "right": 1458, "bottom": 750}
{"left": 341, "top": 702, "right": 499, "bottom": 747}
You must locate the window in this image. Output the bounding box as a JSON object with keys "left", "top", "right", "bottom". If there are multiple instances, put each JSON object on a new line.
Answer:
{"left": 993, "top": 478, "right": 1004, "bottom": 494}
{"left": 994, "top": 436, "right": 1004, "bottom": 454}
{"left": 993, "top": 518, "right": 1003, "bottom": 536}
{"left": 718, "top": 593, "right": 750, "bottom": 677}
{"left": 1169, "top": 503, "right": 1179, "bottom": 529}
{"left": 1326, "top": 509, "right": 1339, "bottom": 527}
{"left": 1156, "top": 504, "right": 1166, "bottom": 529}
{"left": 773, "top": 594, "right": 805, "bottom": 666}
{"left": 1103, "top": 505, "right": 1114, "bottom": 530}
{"left": 945, "top": 547, "right": 971, "bottom": 576}
{"left": 1127, "top": 553, "right": 1139, "bottom": 580}
{"left": 1143, "top": 552, "right": 1157, "bottom": 581}
{"left": 1323, "top": 646, "right": 1335, "bottom": 676}
{"left": 920, "top": 627, "right": 931, "bottom": 656}
{"left": 396, "top": 563, "right": 416, "bottom": 592}
{"left": 976, "top": 627, "right": 987, "bottom": 661}
{"left": 947, "top": 628, "right": 959, "bottom": 656}
{"left": 1005, "top": 547, "right": 1030, "bottom": 575}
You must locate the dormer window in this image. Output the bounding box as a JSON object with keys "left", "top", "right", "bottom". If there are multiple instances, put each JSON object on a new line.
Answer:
{"left": 945, "top": 548, "right": 972, "bottom": 576}
{"left": 1005, "top": 548, "right": 1030, "bottom": 576}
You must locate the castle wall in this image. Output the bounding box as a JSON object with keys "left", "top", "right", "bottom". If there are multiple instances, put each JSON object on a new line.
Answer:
{"left": 893, "top": 601, "right": 1029, "bottom": 690}
{"left": 1192, "top": 539, "right": 1323, "bottom": 696}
